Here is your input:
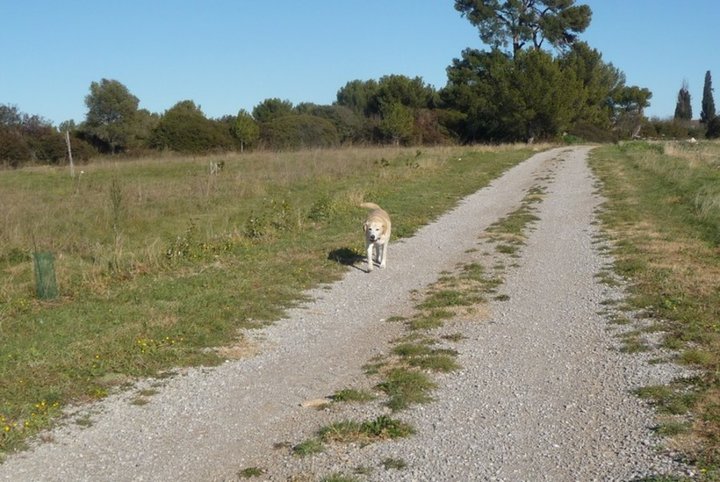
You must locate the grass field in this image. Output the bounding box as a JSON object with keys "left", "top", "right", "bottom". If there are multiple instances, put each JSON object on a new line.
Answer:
{"left": 590, "top": 140, "right": 720, "bottom": 476}
{"left": 0, "top": 144, "right": 541, "bottom": 456}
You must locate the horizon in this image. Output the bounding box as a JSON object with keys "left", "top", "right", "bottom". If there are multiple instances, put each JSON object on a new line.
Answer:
{"left": 2, "top": 1, "right": 718, "bottom": 126}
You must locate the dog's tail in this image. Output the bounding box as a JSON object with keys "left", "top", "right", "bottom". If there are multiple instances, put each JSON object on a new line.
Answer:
{"left": 360, "top": 202, "right": 381, "bottom": 210}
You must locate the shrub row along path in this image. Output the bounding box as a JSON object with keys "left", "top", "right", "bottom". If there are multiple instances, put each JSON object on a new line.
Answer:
{"left": 1, "top": 146, "right": 689, "bottom": 481}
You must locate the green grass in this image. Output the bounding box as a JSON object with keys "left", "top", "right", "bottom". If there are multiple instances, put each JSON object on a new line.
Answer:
{"left": 590, "top": 140, "right": 720, "bottom": 472}
{"left": 376, "top": 368, "right": 436, "bottom": 411}
{"left": 292, "top": 437, "right": 324, "bottom": 457}
{"left": 406, "top": 309, "right": 454, "bottom": 330}
{"left": 238, "top": 466, "right": 266, "bottom": 478}
{"left": 331, "top": 388, "right": 377, "bottom": 403}
{"left": 0, "top": 145, "right": 538, "bottom": 455}
{"left": 318, "top": 415, "right": 414, "bottom": 443}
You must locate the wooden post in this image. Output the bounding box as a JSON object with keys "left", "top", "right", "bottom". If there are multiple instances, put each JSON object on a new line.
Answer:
{"left": 65, "top": 130, "right": 75, "bottom": 177}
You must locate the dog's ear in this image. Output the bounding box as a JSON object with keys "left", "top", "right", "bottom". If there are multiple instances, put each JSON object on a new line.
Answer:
{"left": 363, "top": 221, "right": 368, "bottom": 232}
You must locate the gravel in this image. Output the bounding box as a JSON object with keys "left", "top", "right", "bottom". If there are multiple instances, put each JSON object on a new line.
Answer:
{"left": 0, "top": 146, "right": 693, "bottom": 481}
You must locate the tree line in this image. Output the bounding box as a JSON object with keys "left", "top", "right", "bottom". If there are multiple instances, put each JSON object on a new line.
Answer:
{"left": 2, "top": 1, "right": 718, "bottom": 168}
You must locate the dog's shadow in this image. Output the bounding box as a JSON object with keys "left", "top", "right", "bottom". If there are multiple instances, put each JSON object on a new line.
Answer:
{"left": 328, "top": 247, "right": 367, "bottom": 272}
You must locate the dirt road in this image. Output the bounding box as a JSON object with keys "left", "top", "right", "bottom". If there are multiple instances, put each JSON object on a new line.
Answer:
{"left": 0, "top": 147, "right": 689, "bottom": 481}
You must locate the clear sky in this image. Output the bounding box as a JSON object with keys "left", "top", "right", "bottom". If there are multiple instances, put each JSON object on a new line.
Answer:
{"left": 1, "top": 1, "right": 718, "bottom": 126}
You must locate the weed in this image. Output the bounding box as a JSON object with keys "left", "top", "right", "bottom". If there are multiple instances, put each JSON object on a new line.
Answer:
{"left": 318, "top": 416, "right": 414, "bottom": 444}
{"left": 353, "top": 465, "right": 373, "bottom": 476}
{"left": 292, "top": 438, "right": 324, "bottom": 457}
{"left": 392, "top": 343, "right": 460, "bottom": 372}
{"left": 442, "top": 333, "right": 467, "bottom": 342}
{"left": 385, "top": 315, "right": 407, "bottom": 323}
{"left": 408, "top": 353, "right": 460, "bottom": 372}
{"left": 496, "top": 243, "right": 519, "bottom": 255}
{"left": 75, "top": 415, "right": 93, "bottom": 428}
{"left": 238, "top": 467, "right": 266, "bottom": 478}
{"left": 655, "top": 421, "right": 690, "bottom": 437}
{"left": 376, "top": 368, "right": 436, "bottom": 411}
{"left": 382, "top": 457, "right": 408, "bottom": 470}
{"left": 331, "top": 389, "right": 376, "bottom": 403}
{"left": 407, "top": 310, "right": 453, "bottom": 330}
{"left": 419, "top": 289, "right": 468, "bottom": 309}
{"left": 635, "top": 385, "right": 697, "bottom": 416}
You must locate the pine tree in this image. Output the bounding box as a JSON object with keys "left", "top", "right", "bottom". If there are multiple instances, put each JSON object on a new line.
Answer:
{"left": 700, "top": 70, "right": 716, "bottom": 124}
{"left": 674, "top": 81, "right": 692, "bottom": 121}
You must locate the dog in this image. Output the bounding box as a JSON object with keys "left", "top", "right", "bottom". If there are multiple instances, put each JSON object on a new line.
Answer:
{"left": 361, "top": 202, "right": 391, "bottom": 272}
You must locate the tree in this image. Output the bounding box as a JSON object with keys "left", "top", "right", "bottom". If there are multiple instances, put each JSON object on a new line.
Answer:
{"left": 0, "top": 104, "right": 70, "bottom": 166}
{"left": 336, "top": 79, "right": 380, "bottom": 116}
{"left": 442, "top": 47, "right": 581, "bottom": 142}
{"left": 701, "top": 70, "right": 716, "bottom": 124}
{"left": 233, "top": 109, "right": 260, "bottom": 152}
{"left": 375, "top": 75, "right": 438, "bottom": 113}
{"left": 558, "top": 41, "right": 625, "bottom": 129}
{"left": 295, "top": 103, "right": 363, "bottom": 143}
{"left": 151, "top": 101, "right": 232, "bottom": 153}
{"left": 260, "top": 114, "right": 339, "bottom": 150}
{"left": 252, "top": 98, "right": 294, "bottom": 124}
{"left": 674, "top": 80, "right": 692, "bottom": 121}
{"left": 511, "top": 48, "right": 582, "bottom": 140}
{"left": 706, "top": 115, "right": 720, "bottom": 139}
{"left": 84, "top": 79, "right": 141, "bottom": 153}
{"left": 379, "top": 103, "right": 414, "bottom": 145}
{"left": 442, "top": 48, "right": 513, "bottom": 141}
{"left": 454, "top": 0, "right": 592, "bottom": 58}
{"left": 614, "top": 85, "right": 652, "bottom": 137}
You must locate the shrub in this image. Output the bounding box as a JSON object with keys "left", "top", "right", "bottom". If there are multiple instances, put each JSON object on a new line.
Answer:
{"left": 567, "top": 121, "right": 618, "bottom": 143}
{"left": 260, "top": 114, "right": 339, "bottom": 150}
{"left": 707, "top": 115, "right": 720, "bottom": 139}
{"left": 0, "top": 128, "right": 31, "bottom": 167}
{"left": 151, "top": 101, "right": 235, "bottom": 153}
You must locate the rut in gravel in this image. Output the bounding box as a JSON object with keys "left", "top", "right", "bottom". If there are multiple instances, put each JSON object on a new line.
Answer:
{"left": 0, "top": 147, "right": 688, "bottom": 481}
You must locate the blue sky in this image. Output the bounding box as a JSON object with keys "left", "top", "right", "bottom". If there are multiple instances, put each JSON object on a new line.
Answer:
{"left": 1, "top": 1, "right": 718, "bottom": 126}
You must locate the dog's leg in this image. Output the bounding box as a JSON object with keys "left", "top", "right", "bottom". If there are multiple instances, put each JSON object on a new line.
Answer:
{"left": 366, "top": 242, "right": 374, "bottom": 272}
{"left": 379, "top": 243, "right": 387, "bottom": 269}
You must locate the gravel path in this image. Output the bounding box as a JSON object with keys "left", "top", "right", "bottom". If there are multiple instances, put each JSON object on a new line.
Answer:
{"left": 0, "top": 146, "right": 690, "bottom": 481}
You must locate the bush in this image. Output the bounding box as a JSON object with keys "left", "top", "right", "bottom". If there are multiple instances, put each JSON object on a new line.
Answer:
{"left": 151, "top": 101, "right": 235, "bottom": 153}
{"left": 0, "top": 128, "right": 31, "bottom": 167}
{"left": 567, "top": 121, "right": 618, "bottom": 143}
{"left": 707, "top": 116, "right": 720, "bottom": 139}
{"left": 260, "top": 114, "right": 339, "bottom": 150}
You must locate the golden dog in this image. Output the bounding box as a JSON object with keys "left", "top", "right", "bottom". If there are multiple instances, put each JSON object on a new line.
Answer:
{"left": 361, "top": 202, "right": 391, "bottom": 271}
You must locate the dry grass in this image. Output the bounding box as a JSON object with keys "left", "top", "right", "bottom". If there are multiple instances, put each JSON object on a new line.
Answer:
{"left": 591, "top": 141, "right": 720, "bottom": 474}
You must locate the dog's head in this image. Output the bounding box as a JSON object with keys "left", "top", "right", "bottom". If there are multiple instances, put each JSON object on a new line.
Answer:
{"left": 364, "top": 219, "right": 386, "bottom": 242}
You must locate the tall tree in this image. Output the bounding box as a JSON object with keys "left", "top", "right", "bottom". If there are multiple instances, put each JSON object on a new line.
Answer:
{"left": 84, "top": 79, "right": 141, "bottom": 153}
{"left": 454, "top": 0, "right": 592, "bottom": 58}
{"left": 442, "top": 47, "right": 581, "bottom": 142}
{"left": 558, "top": 41, "right": 625, "bottom": 128}
{"left": 674, "top": 80, "right": 692, "bottom": 121}
{"left": 701, "top": 70, "right": 716, "bottom": 124}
